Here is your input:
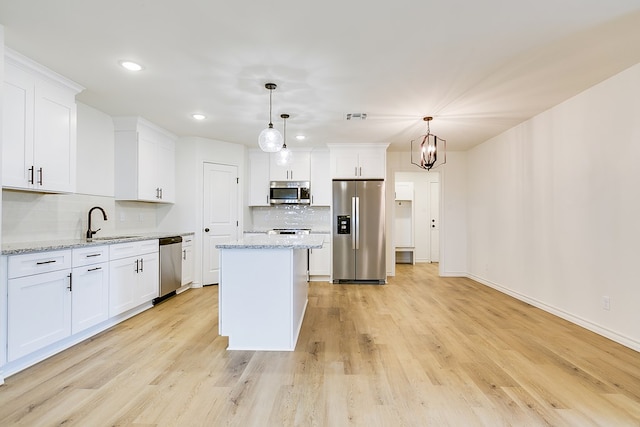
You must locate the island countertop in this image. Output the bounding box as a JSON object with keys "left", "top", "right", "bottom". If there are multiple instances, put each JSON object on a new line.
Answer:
{"left": 216, "top": 233, "right": 324, "bottom": 250}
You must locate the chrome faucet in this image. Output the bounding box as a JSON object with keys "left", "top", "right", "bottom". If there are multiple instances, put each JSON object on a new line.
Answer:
{"left": 86, "top": 206, "right": 108, "bottom": 240}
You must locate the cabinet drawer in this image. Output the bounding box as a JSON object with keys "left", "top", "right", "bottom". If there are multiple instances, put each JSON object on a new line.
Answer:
{"left": 109, "top": 239, "right": 159, "bottom": 260}
{"left": 72, "top": 245, "right": 109, "bottom": 267}
{"left": 8, "top": 250, "right": 72, "bottom": 279}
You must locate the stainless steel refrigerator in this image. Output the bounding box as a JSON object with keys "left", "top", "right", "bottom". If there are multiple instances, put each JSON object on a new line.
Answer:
{"left": 332, "top": 180, "right": 386, "bottom": 284}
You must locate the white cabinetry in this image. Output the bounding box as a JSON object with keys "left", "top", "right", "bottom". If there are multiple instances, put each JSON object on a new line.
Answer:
{"left": 308, "top": 234, "right": 331, "bottom": 279}
{"left": 71, "top": 246, "right": 109, "bottom": 334}
{"left": 109, "top": 240, "right": 159, "bottom": 316}
{"left": 7, "top": 250, "right": 73, "bottom": 361}
{"left": 2, "top": 49, "right": 83, "bottom": 193}
{"left": 270, "top": 151, "right": 310, "bottom": 181}
{"left": 182, "top": 236, "right": 194, "bottom": 286}
{"left": 113, "top": 117, "right": 176, "bottom": 203}
{"left": 310, "top": 150, "right": 331, "bottom": 206}
{"left": 248, "top": 150, "right": 270, "bottom": 206}
{"left": 327, "top": 143, "right": 389, "bottom": 179}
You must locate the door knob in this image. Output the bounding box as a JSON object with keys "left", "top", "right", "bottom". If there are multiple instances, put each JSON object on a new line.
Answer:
{"left": 204, "top": 228, "right": 210, "bottom": 232}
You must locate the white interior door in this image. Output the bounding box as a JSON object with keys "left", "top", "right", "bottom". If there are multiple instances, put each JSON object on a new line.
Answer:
{"left": 202, "top": 163, "right": 238, "bottom": 285}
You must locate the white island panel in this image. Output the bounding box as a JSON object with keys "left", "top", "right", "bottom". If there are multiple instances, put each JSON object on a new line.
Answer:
{"left": 219, "top": 247, "right": 309, "bottom": 351}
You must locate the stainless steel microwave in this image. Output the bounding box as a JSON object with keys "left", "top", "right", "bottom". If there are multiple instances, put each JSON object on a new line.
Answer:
{"left": 269, "top": 181, "right": 311, "bottom": 205}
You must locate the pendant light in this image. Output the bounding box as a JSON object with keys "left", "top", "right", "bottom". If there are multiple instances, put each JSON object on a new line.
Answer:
{"left": 275, "top": 114, "right": 293, "bottom": 166}
{"left": 411, "top": 116, "right": 446, "bottom": 170}
{"left": 258, "top": 83, "right": 284, "bottom": 152}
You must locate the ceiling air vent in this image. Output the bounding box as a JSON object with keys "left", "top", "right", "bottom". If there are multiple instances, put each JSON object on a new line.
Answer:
{"left": 345, "top": 113, "right": 367, "bottom": 120}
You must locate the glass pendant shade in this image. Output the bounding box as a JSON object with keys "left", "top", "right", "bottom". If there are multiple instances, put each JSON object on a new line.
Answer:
{"left": 258, "top": 124, "right": 283, "bottom": 152}
{"left": 275, "top": 144, "right": 293, "bottom": 166}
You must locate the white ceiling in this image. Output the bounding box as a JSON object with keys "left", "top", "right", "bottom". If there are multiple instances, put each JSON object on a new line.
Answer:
{"left": 2, "top": 1, "right": 640, "bottom": 152}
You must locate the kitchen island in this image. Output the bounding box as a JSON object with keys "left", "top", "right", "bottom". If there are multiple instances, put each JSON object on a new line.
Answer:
{"left": 216, "top": 234, "right": 324, "bottom": 351}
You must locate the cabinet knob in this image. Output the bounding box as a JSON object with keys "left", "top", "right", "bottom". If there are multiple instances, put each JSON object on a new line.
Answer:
{"left": 204, "top": 228, "right": 210, "bottom": 232}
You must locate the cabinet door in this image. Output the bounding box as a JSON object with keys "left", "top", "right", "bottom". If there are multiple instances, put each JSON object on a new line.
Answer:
{"left": 72, "top": 263, "right": 109, "bottom": 334}
{"left": 2, "top": 63, "right": 35, "bottom": 189}
{"left": 309, "top": 237, "right": 331, "bottom": 276}
{"left": 137, "top": 251, "right": 159, "bottom": 304}
{"left": 310, "top": 150, "right": 331, "bottom": 206}
{"left": 8, "top": 270, "right": 72, "bottom": 361}
{"left": 137, "top": 133, "right": 159, "bottom": 201}
{"left": 249, "top": 150, "right": 270, "bottom": 206}
{"left": 109, "top": 256, "right": 138, "bottom": 316}
{"left": 182, "top": 242, "right": 194, "bottom": 285}
{"left": 357, "top": 150, "right": 386, "bottom": 179}
{"left": 331, "top": 150, "right": 360, "bottom": 178}
{"left": 269, "top": 155, "right": 290, "bottom": 181}
{"left": 33, "top": 79, "right": 77, "bottom": 193}
{"left": 290, "top": 152, "right": 310, "bottom": 181}
{"left": 156, "top": 136, "right": 175, "bottom": 203}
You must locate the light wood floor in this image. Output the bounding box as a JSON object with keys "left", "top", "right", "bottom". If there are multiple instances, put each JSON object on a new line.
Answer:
{"left": 1, "top": 263, "right": 640, "bottom": 426}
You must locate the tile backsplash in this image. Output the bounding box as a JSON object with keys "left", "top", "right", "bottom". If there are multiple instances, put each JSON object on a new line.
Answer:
{"left": 2, "top": 190, "right": 158, "bottom": 243}
{"left": 250, "top": 205, "right": 330, "bottom": 232}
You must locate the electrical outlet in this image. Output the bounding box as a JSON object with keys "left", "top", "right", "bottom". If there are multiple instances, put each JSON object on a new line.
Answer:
{"left": 602, "top": 296, "right": 610, "bottom": 311}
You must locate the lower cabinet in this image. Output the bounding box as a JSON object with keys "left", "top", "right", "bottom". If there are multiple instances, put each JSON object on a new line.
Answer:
{"left": 3, "top": 239, "right": 160, "bottom": 375}
{"left": 182, "top": 237, "right": 194, "bottom": 286}
{"left": 8, "top": 268, "right": 72, "bottom": 361}
{"left": 308, "top": 234, "right": 331, "bottom": 278}
{"left": 109, "top": 241, "right": 159, "bottom": 317}
{"left": 71, "top": 262, "right": 109, "bottom": 335}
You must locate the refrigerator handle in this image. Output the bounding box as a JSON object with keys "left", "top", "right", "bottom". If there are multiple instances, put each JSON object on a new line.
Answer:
{"left": 354, "top": 196, "right": 360, "bottom": 250}
{"left": 351, "top": 196, "right": 357, "bottom": 249}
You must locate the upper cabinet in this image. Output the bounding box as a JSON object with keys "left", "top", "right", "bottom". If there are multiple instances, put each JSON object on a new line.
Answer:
{"left": 113, "top": 117, "right": 176, "bottom": 203}
{"left": 269, "top": 151, "right": 310, "bottom": 181}
{"left": 2, "top": 49, "right": 84, "bottom": 193}
{"left": 310, "top": 149, "right": 331, "bottom": 206}
{"left": 327, "top": 143, "right": 389, "bottom": 179}
{"left": 248, "top": 150, "right": 270, "bottom": 206}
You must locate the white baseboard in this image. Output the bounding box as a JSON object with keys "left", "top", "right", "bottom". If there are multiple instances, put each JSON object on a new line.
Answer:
{"left": 468, "top": 273, "right": 640, "bottom": 353}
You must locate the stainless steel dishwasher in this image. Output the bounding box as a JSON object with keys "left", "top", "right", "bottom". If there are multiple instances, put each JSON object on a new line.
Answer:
{"left": 154, "top": 235, "right": 183, "bottom": 305}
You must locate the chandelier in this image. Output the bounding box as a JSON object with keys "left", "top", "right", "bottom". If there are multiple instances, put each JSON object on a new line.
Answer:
{"left": 411, "top": 116, "right": 446, "bottom": 170}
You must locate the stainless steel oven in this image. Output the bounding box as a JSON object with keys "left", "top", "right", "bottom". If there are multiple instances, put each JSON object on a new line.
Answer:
{"left": 269, "top": 181, "right": 311, "bottom": 205}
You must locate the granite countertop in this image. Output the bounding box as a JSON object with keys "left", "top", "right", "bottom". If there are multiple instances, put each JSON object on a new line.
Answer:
{"left": 2, "top": 231, "right": 195, "bottom": 256}
{"left": 217, "top": 233, "right": 324, "bottom": 250}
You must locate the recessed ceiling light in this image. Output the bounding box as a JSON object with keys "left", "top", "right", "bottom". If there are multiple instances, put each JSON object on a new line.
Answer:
{"left": 296, "top": 135, "right": 306, "bottom": 141}
{"left": 192, "top": 114, "right": 206, "bottom": 120}
{"left": 119, "top": 60, "right": 143, "bottom": 71}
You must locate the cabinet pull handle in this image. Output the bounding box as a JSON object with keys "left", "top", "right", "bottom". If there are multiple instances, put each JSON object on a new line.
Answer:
{"left": 160, "top": 188, "right": 163, "bottom": 199}
{"left": 88, "top": 267, "right": 102, "bottom": 272}
{"left": 135, "top": 259, "right": 139, "bottom": 273}
{"left": 359, "top": 166, "right": 362, "bottom": 176}
{"left": 354, "top": 166, "right": 358, "bottom": 176}
{"left": 140, "top": 258, "right": 144, "bottom": 272}
{"left": 183, "top": 249, "right": 186, "bottom": 260}
{"left": 67, "top": 273, "right": 72, "bottom": 291}
{"left": 86, "top": 253, "right": 101, "bottom": 258}
{"left": 36, "top": 260, "right": 56, "bottom": 265}
{"left": 28, "top": 166, "right": 34, "bottom": 184}
{"left": 38, "top": 167, "right": 43, "bottom": 185}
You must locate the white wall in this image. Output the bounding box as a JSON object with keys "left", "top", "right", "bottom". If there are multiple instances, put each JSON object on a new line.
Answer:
{"left": 466, "top": 62, "right": 640, "bottom": 350}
